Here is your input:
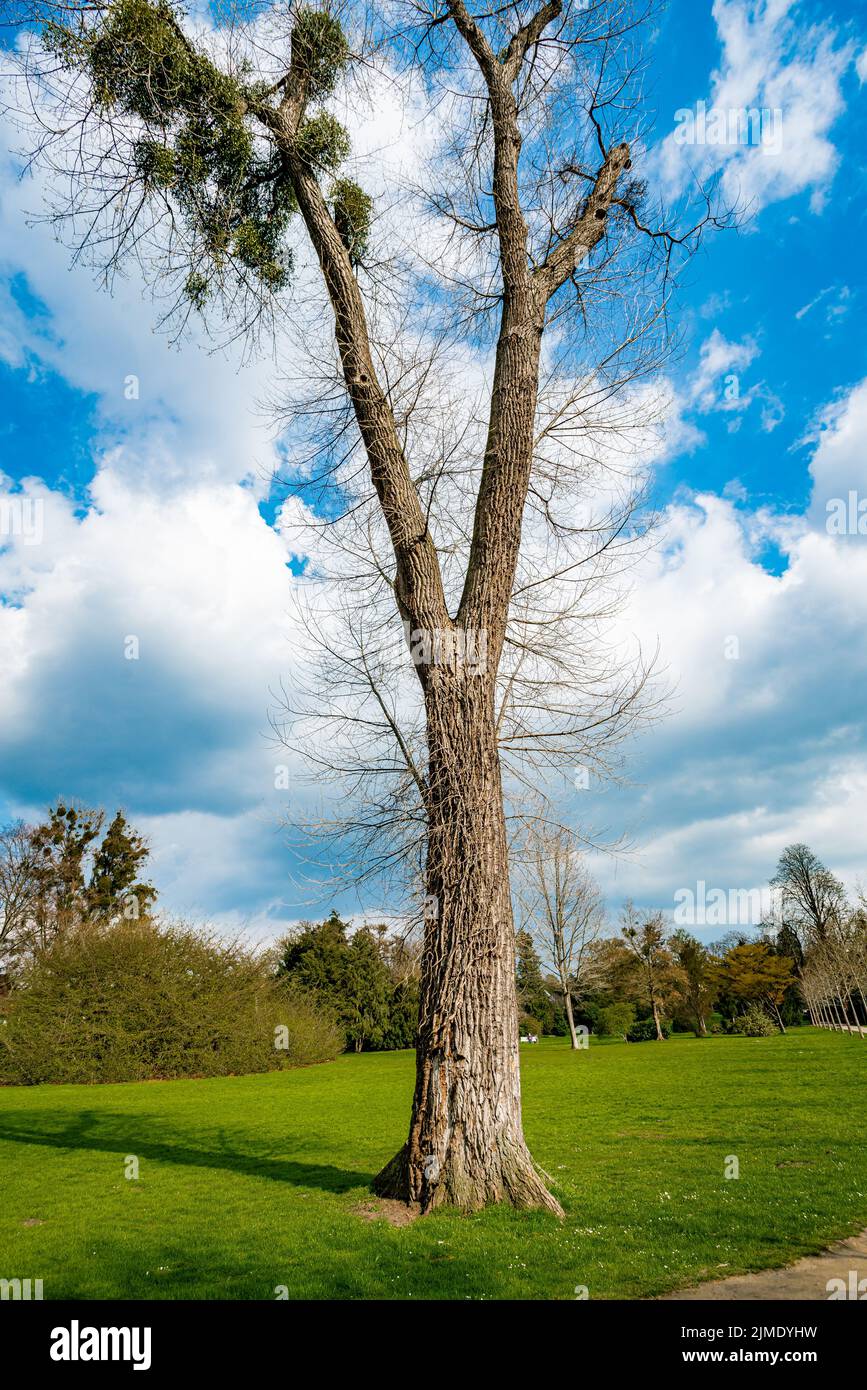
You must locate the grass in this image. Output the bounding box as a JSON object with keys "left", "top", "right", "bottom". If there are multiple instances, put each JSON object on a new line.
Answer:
{"left": 0, "top": 1027, "right": 865, "bottom": 1300}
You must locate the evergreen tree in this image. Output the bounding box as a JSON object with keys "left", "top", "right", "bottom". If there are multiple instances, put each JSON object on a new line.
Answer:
{"left": 515, "top": 929, "right": 553, "bottom": 1032}
{"left": 277, "top": 911, "right": 402, "bottom": 1051}
{"left": 86, "top": 811, "right": 156, "bottom": 922}
{"left": 343, "top": 927, "right": 392, "bottom": 1052}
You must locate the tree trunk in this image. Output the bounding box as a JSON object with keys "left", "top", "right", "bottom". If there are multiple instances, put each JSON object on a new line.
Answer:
{"left": 373, "top": 672, "right": 562, "bottom": 1215}
{"left": 651, "top": 994, "right": 664, "bottom": 1041}
{"left": 564, "top": 989, "right": 580, "bottom": 1050}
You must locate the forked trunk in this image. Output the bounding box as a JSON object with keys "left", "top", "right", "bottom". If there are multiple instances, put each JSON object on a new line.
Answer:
{"left": 374, "top": 669, "right": 562, "bottom": 1215}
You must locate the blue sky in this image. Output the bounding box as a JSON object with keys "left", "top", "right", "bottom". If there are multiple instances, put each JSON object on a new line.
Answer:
{"left": 1, "top": 0, "right": 867, "bottom": 940}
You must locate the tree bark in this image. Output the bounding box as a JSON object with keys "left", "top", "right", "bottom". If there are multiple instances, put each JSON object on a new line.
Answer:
{"left": 373, "top": 670, "right": 562, "bottom": 1214}
{"left": 651, "top": 993, "right": 664, "bottom": 1041}
{"left": 564, "top": 988, "right": 580, "bottom": 1050}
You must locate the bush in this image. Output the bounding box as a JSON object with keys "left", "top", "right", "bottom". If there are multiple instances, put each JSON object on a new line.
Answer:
{"left": 626, "top": 1016, "right": 672, "bottom": 1042}
{"left": 731, "top": 1003, "right": 777, "bottom": 1037}
{"left": 518, "top": 1012, "right": 542, "bottom": 1038}
{"left": 0, "top": 919, "right": 343, "bottom": 1085}
{"left": 596, "top": 1002, "right": 636, "bottom": 1037}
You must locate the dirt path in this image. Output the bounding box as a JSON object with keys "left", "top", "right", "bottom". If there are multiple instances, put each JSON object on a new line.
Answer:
{"left": 660, "top": 1227, "right": 867, "bottom": 1300}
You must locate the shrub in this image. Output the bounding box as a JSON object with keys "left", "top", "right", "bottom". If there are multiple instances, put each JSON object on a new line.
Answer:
{"left": 731, "top": 1002, "right": 777, "bottom": 1037}
{"left": 596, "top": 1002, "right": 636, "bottom": 1037}
{"left": 626, "top": 1016, "right": 672, "bottom": 1042}
{"left": 0, "top": 919, "right": 343, "bottom": 1085}
{"left": 518, "top": 1012, "right": 542, "bottom": 1038}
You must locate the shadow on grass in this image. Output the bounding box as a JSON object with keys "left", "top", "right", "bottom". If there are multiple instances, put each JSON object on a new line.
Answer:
{"left": 0, "top": 1109, "right": 373, "bottom": 1194}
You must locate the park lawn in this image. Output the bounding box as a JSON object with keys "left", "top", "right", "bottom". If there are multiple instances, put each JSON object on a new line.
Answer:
{"left": 0, "top": 1027, "right": 864, "bottom": 1300}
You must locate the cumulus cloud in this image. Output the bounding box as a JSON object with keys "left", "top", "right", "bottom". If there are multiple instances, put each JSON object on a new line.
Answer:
{"left": 585, "top": 376, "right": 867, "bottom": 926}
{"left": 655, "top": 0, "right": 854, "bottom": 215}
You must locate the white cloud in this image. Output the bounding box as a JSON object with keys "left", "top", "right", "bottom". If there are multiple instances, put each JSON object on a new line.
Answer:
{"left": 806, "top": 378, "right": 867, "bottom": 526}
{"left": 690, "top": 328, "right": 758, "bottom": 412}
{"left": 585, "top": 375, "right": 867, "bottom": 919}
{"left": 688, "top": 328, "right": 783, "bottom": 432}
{"left": 655, "top": 0, "right": 853, "bottom": 215}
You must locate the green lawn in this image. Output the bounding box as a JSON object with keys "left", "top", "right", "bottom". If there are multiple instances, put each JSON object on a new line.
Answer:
{"left": 1, "top": 1028, "right": 864, "bottom": 1300}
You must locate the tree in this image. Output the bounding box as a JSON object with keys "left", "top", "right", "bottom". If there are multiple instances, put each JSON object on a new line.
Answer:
{"left": 29, "top": 801, "right": 104, "bottom": 945}
{"left": 343, "top": 925, "right": 393, "bottom": 1052}
{"left": 617, "top": 902, "right": 680, "bottom": 1041}
{"left": 713, "top": 942, "right": 796, "bottom": 1034}
{"left": 596, "top": 1001, "right": 634, "bottom": 1037}
{"left": 8, "top": 0, "right": 724, "bottom": 1211}
{"left": 0, "top": 822, "right": 37, "bottom": 972}
{"left": 276, "top": 910, "right": 415, "bottom": 1051}
{"left": 0, "top": 802, "right": 158, "bottom": 963}
{"left": 767, "top": 847, "right": 864, "bottom": 1035}
{"left": 771, "top": 844, "right": 847, "bottom": 946}
{"left": 86, "top": 811, "right": 157, "bottom": 923}
{"left": 669, "top": 929, "right": 715, "bottom": 1036}
{"left": 515, "top": 928, "right": 551, "bottom": 1030}
{"left": 801, "top": 915, "right": 866, "bottom": 1037}
{"left": 517, "top": 823, "right": 606, "bottom": 1048}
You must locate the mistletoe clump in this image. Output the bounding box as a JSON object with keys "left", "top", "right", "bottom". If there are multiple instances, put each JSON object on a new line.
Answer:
{"left": 332, "top": 178, "right": 372, "bottom": 264}
{"left": 45, "top": 2, "right": 355, "bottom": 305}
{"left": 291, "top": 8, "right": 350, "bottom": 98}
{"left": 295, "top": 111, "right": 351, "bottom": 173}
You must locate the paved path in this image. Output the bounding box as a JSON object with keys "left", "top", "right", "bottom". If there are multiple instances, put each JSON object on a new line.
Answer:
{"left": 661, "top": 1227, "right": 867, "bottom": 1300}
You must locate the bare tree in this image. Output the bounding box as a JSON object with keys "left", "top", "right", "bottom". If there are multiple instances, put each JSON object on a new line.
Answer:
{"left": 769, "top": 845, "right": 865, "bottom": 1038}
{"left": 0, "top": 822, "right": 37, "bottom": 972}
{"left": 515, "top": 821, "right": 606, "bottom": 1048}
{"left": 5, "top": 0, "right": 725, "bottom": 1211}
{"left": 771, "top": 844, "right": 847, "bottom": 946}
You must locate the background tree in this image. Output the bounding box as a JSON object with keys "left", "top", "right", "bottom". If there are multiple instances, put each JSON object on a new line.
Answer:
{"left": 0, "top": 802, "right": 158, "bottom": 967}
{"left": 771, "top": 844, "right": 847, "bottom": 946}
{"left": 515, "top": 928, "right": 552, "bottom": 1034}
{"left": 616, "top": 902, "right": 681, "bottom": 1041}
{"left": 0, "top": 822, "right": 36, "bottom": 974}
{"left": 669, "top": 929, "right": 715, "bottom": 1037}
{"left": 7, "top": 0, "right": 723, "bottom": 1212}
{"left": 277, "top": 910, "right": 419, "bottom": 1051}
{"left": 516, "top": 823, "right": 606, "bottom": 1048}
{"left": 712, "top": 941, "right": 796, "bottom": 1034}
{"left": 29, "top": 801, "right": 103, "bottom": 945}
{"left": 768, "top": 846, "right": 863, "bottom": 1035}
{"left": 86, "top": 811, "right": 157, "bottom": 923}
